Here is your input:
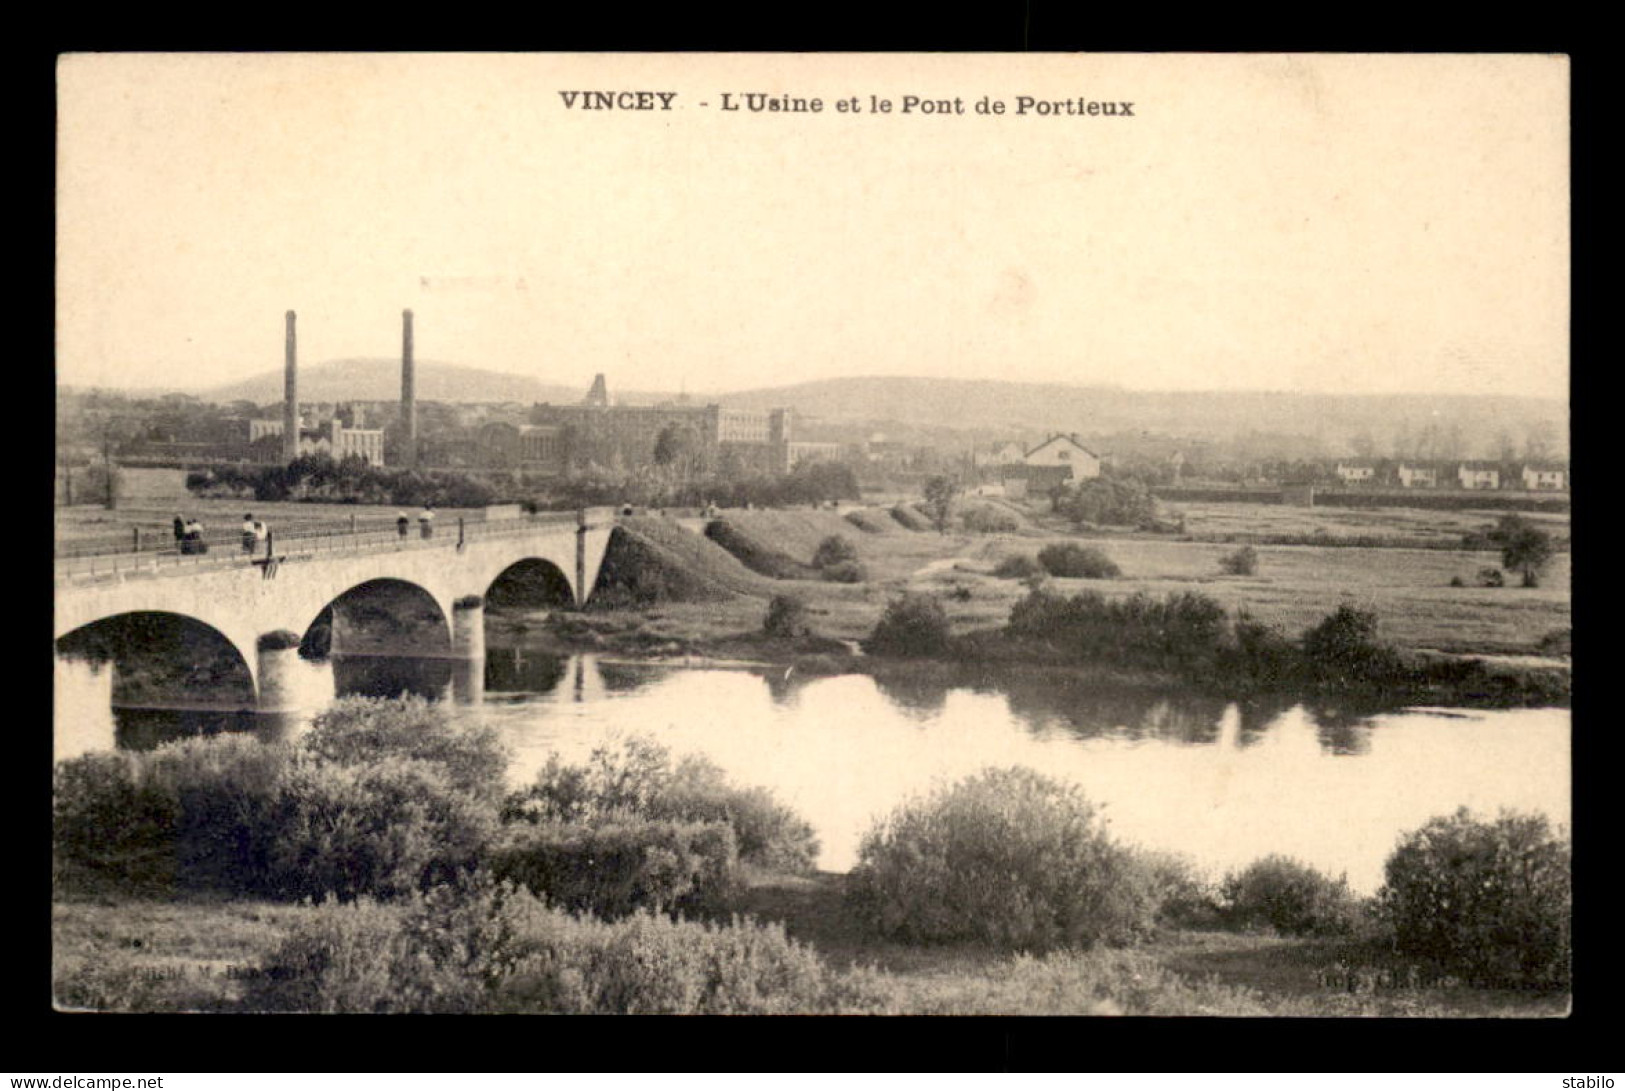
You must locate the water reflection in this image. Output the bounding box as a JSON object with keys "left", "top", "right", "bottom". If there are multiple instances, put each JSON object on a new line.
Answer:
{"left": 485, "top": 646, "right": 568, "bottom": 696}
{"left": 333, "top": 655, "right": 452, "bottom": 700}
{"left": 997, "top": 673, "right": 1231, "bottom": 746}
{"left": 113, "top": 708, "right": 258, "bottom": 751}
{"left": 871, "top": 671, "right": 954, "bottom": 719}
{"left": 595, "top": 660, "right": 669, "bottom": 694}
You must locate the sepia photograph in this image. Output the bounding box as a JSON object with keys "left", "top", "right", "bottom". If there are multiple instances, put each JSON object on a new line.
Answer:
{"left": 52, "top": 52, "right": 1570, "bottom": 1017}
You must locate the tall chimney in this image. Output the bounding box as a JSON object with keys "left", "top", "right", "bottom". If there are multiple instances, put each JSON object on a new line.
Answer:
{"left": 401, "top": 308, "right": 417, "bottom": 469}
{"left": 283, "top": 310, "right": 299, "bottom": 464}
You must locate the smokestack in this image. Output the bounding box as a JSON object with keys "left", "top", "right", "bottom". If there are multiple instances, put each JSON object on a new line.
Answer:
{"left": 283, "top": 310, "right": 299, "bottom": 464}
{"left": 401, "top": 309, "right": 417, "bottom": 469}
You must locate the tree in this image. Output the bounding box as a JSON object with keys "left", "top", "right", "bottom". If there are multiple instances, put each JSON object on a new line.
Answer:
{"left": 922, "top": 475, "right": 959, "bottom": 535}
{"left": 1488, "top": 515, "right": 1556, "bottom": 588}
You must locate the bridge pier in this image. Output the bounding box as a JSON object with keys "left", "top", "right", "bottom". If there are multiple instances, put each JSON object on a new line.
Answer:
{"left": 450, "top": 596, "right": 486, "bottom": 705}
{"left": 255, "top": 630, "right": 310, "bottom": 743}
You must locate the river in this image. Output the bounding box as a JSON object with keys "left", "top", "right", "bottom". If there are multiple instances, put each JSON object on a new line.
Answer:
{"left": 55, "top": 647, "right": 1570, "bottom": 894}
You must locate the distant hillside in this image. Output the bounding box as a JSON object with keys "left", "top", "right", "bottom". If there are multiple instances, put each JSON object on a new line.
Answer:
{"left": 717, "top": 377, "right": 1569, "bottom": 458}
{"left": 196, "top": 358, "right": 676, "bottom": 408}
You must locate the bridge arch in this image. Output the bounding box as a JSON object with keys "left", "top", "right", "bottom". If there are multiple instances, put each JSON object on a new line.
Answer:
{"left": 305, "top": 577, "right": 453, "bottom": 659}
{"left": 55, "top": 610, "right": 258, "bottom": 709}
{"left": 483, "top": 556, "right": 577, "bottom": 610}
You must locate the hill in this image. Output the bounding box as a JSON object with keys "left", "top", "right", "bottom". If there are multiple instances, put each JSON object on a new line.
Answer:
{"left": 196, "top": 358, "right": 676, "bottom": 408}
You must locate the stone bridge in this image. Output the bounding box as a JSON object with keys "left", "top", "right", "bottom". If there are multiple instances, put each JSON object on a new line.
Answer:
{"left": 54, "top": 509, "right": 618, "bottom": 724}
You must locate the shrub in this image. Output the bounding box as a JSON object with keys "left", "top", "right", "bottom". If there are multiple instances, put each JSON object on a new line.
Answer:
{"left": 1220, "top": 855, "right": 1365, "bottom": 937}
{"left": 1006, "top": 588, "right": 1228, "bottom": 672}
{"left": 847, "top": 767, "right": 1158, "bottom": 951}
{"left": 864, "top": 593, "right": 952, "bottom": 657}
{"left": 763, "top": 594, "right": 811, "bottom": 638}
{"left": 302, "top": 696, "right": 510, "bottom": 803}
{"left": 1218, "top": 546, "right": 1258, "bottom": 576}
{"left": 811, "top": 535, "right": 859, "bottom": 569}
{"left": 1056, "top": 476, "right": 1157, "bottom": 528}
{"left": 820, "top": 559, "right": 867, "bottom": 583}
{"left": 53, "top": 751, "right": 181, "bottom": 890}
{"left": 660, "top": 754, "right": 819, "bottom": 873}
{"left": 1134, "top": 851, "right": 1220, "bottom": 929}
{"left": 54, "top": 729, "right": 499, "bottom": 903}
{"left": 1448, "top": 575, "right": 1466, "bottom": 588}
{"left": 1037, "top": 543, "right": 1121, "bottom": 579}
{"left": 992, "top": 554, "right": 1043, "bottom": 580}
{"left": 1478, "top": 567, "right": 1506, "bottom": 588}
{"left": 1224, "top": 612, "right": 1303, "bottom": 689}
{"left": 960, "top": 505, "right": 1019, "bottom": 534}
{"left": 1300, "top": 604, "right": 1407, "bottom": 688}
{"left": 250, "top": 876, "right": 844, "bottom": 1014}
{"left": 264, "top": 757, "right": 497, "bottom": 902}
{"left": 490, "top": 818, "right": 738, "bottom": 920}
{"left": 1377, "top": 808, "right": 1570, "bottom": 989}
{"left": 503, "top": 737, "right": 818, "bottom": 872}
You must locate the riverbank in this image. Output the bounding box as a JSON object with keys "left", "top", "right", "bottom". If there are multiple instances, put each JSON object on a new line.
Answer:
{"left": 51, "top": 871, "right": 1567, "bottom": 1017}
{"left": 489, "top": 604, "right": 1571, "bottom": 710}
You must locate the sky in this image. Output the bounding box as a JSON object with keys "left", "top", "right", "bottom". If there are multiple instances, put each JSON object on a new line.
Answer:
{"left": 56, "top": 53, "right": 1570, "bottom": 400}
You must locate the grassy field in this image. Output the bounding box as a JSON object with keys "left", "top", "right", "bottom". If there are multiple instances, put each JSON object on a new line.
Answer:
{"left": 585, "top": 506, "right": 1570, "bottom": 659}
{"left": 1165, "top": 498, "right": 1571, "bottom": 545}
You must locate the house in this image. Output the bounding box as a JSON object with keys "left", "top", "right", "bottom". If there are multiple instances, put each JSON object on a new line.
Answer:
{"left": 1335, "top": 461, "right": 1377, "bottom": 485}
{"left": 1023, "top": 434, "right": 1102, "bottom": 482}
{"left": 1457, "top": 461, "right": 1501, "bottom": 490}
{"left": 1519, "top": 462, "right": 1568, "bottom": 491}
{"left": 1396, "top": 462, "right": 1439, "bottom": 488}
{"left": 1000, "top": 464, "right": 1074, "bottom": 499}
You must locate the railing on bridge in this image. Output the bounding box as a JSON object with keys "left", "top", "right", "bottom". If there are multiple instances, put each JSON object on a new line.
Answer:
{"left": 54, "top": 509, "right": 614, "bottom": 585}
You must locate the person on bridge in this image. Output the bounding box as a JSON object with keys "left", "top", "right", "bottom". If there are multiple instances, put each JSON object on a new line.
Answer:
{"left": 182, "top": 519, "right": 207, "bottom": 555}
{"left": 173, "top": 515, "right": 186, "bottom": 547}
{"left": 396, "top": 511, "right": 410, "bottom": 539}
{"left": 241, "top": 514, "right": 258, "bottom": 555}
{"left": 253, "top": 518, "right": 268, "bottom": 554}
{"left": 419, "top": 504, "right": 436, "bottom": 539}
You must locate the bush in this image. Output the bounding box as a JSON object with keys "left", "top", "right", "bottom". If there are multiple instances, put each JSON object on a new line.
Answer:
{"left": 54, "top": 728, "right": 500, "bottom": 903}
{"left": 1478, "top": 567, "right": 1506, "bottom": 588}
{"left": 763, "top": 594, "right": 811, "bottom": 638}
{"left": 864, "top": 593, "right": 952, "bottom": 657}
{"left": 491, "top": 817, "right": 738, "bottom": 920}
{"left": 302, "top": 696, "right": 510, "bottom": 803}
{"left": 811, "top": 535, "right": 859, "bottom": 569}
{"left": 1448, "top": 575, "right": 1466, "bottom": 588}
{"left": 1377, "top": 808, "right": 1570, "bottom": 989}
{"left": 1006, "top": 588, "right": 1228, "bottom": 672}
{"left": 249, "top": 876, "right": 846, "bottom": 1014}
{"left": 992, "top": 554, "right": 1043, "bottom": 580}
{"left": 1037, "top": 543, "right": 1121, "bottom": 579}
{"left": 960, "top": 505, "right": 1019, "bottom": 534}
{"left": 1218, "top": 546, "right": 1259, "bottom": 576}
{"left": 847, "top": 767, "right": 1159, "bottom": 951}
{"left": 820, "top": 559, "right": 867, "bottom": 583}
{"left": 1056, "top": 476, "right": 1157, "bottom": 528}
{"left": 1300, "top": 604, "right": 1407, "bottom": 688}
{"left": 1220, "top": 855, "right": 1365, "bottom": 937}
{"left": 502, "top": 737, "right": 818, "bottom": 872}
